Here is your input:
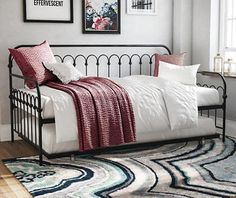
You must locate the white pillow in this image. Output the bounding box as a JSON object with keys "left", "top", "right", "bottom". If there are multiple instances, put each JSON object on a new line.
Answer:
{"left": 158, "top": 61, "right": 200, "bottom": 85}
{"left": 44, "top": 62, "right": 83, "bottom": 84}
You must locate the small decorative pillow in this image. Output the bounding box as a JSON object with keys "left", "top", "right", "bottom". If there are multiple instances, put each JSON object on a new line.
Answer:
{"left": 154, "top": 53, "right": 186, "bottom": 76}
{"left": 158, "top": 61, "right": 200, "bottom": 85}
{"left": 9, "top": 41, "right": 56, "bottom": 88}
{"left": 43, "top": 62, "right": 83, "bottom": 84}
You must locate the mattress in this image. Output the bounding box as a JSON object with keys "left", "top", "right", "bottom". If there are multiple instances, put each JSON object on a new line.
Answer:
{"left": 21, "top": 85, "right": 220, "bottom": 119}
{"left": 196, "top": 86, "right": 220, "bottom": 107}
{"left": 45, "top": 117, "right": 216, "bottom": 153}
{"left": 23, "top": 116, "right": 216, "bottom": 154}
{"left": 18, "top": 77, "right": 218, "bottom": 154}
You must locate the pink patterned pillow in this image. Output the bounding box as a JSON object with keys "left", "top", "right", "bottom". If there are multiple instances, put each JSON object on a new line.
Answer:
{"left": 9, "top": 41, "right": 56, "bottom": 88}
{"left": 153, "top": 53, "right": 186, "bottom": 76}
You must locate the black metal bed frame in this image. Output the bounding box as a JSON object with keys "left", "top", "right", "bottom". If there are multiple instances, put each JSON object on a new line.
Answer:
{"left": 8, "top": 44, "right": 227, "bottom": 166}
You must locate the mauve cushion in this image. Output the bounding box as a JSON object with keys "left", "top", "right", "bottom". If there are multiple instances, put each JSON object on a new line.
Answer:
{"left": 9, "top": 41, "right": 56, "bottom": 88}
{"left": 153, "top": 53, "right": 186, "bottom": 76}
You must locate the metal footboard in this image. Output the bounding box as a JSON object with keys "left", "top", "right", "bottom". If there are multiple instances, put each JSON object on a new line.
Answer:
{"left": 197, "top": 71, "right": 227, "bottom": 142}
{"left": 9, "top": 73, "right": 56, "bottom": 165}
{"left": 8, "top": 71, "right": 43, "bottom": 165}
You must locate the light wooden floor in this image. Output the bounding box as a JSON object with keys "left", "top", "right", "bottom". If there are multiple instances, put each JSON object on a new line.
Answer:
{"left": 0, "top": 141, "right": 37, "bottom": 198}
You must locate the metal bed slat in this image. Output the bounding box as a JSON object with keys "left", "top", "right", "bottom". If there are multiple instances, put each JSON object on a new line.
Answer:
{"left": 26, "top": 96, "right": 29, "bottom": 140}
{"left": 34, "top": 100, "right": 37, "bottom": 145}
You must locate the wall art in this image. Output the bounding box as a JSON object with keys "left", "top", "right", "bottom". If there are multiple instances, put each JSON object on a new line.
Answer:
{"left": 23, "top": 0, "right": 73, "bottom": 23}
{"left": 127, "top": 0, "right": 157, "bottom": 15}
{"left": 82, "top": 0, "right": 121, "bottom": 34}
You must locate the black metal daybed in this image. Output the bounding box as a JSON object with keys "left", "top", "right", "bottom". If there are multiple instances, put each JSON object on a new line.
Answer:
{"left": 8, "top": 44, "right": 227, "bottom": 165}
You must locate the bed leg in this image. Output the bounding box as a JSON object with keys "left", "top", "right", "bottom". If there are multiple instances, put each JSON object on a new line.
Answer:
{"left": 222, "top": 93, "right": 227, "bottom": 143}
{"left": 10, "top": 117, "right": 14, "bottom": 143}
{"left": 222, "top": 107, "right": 226, "bottom": 143}
{"left": 38, "top": 116, "right": 43, "bottom": 166}
{"left": 10, "top": 95, "right": 14, "bottom": 143}
{"left": 39, "top": 149, "right": 43, "bottom": 166}
{"left": 71, "top": 154, "right": 75, "bottom": 161}
{"left": 200, "top": 138, "right": 205, "bottom": 145}
{"left": 39, "top": 125, "right": 43, "bottom": 166}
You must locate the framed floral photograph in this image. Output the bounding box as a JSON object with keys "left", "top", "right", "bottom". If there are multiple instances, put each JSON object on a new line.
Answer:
{"left": 82, "top": 0, "right": 121, "bottom": 34}
{"left": 127, "top": 0, "right": 157, "bottom": 15}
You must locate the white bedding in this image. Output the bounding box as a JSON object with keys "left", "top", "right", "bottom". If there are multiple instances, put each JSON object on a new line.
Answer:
{"left": 27, "top": 116, "right": 215, "bottom": 154}
{"left": 20, "top": 76, "right": 219, "bottom": 144}
{"left": 196, "top": 86, "right": 220, "bottom": 106}
{"left": 113, "top": 76, "right": 198, "bottom": 131}
{"left": 26, "top": 76, "right": 197, "bottom": 143}
{"left": 21, "top": 80, "right": 220, "bottom": 120}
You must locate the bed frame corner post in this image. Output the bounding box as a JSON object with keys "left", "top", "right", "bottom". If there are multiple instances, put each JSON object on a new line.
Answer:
{"left": 8, "top": 56, "right": 14, "bottom": 143}
{"left": 222, "top": 94, "right": 227, "bottom": 143}
{"left": 222, "top": 75, "right": 227, "bottom": 143}
{"left": 36, "top": 84, "right": 43, "bottom": 166}
{"left": 39, "top": 116, "right": 43, "bottom": 166}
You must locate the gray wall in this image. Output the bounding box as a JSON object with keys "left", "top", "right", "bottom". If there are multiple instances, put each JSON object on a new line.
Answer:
{"left": 173, "top": 0, "right": 193, "bottom": 65}
{"left": 192, "top": 0, "right": 211, "bottom": 70}
{"left": 192, "top": 0, "right": 219, "bottom": 71}
{"left": 0, "top": 0, "right": 173, "bottom": 125}
{"left": 192, "top": 0, "right": 236, "bottom": 121}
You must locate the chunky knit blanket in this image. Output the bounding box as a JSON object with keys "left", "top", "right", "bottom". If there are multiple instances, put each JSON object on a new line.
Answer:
{"left": 46, "top": 77, "right": 136, "bottom": 151}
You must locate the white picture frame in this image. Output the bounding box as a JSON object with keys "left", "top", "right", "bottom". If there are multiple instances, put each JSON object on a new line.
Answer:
{"left": 127, "top": 0, "right": 157, "bottom": 15}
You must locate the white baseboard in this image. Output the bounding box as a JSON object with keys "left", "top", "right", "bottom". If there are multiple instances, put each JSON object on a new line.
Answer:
{"left": 0, "top": 124, "right": 20, "bottom": 142}
{"left": 0, "top": 119, "right": 235, "bottom": 142}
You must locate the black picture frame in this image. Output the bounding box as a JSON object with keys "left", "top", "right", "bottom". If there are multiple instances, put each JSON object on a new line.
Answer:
{"left": 82, "top": 0, "right": 121, "bottom": 34}
{"left": 23, "top": 0, "right": 74, "bottom": 23}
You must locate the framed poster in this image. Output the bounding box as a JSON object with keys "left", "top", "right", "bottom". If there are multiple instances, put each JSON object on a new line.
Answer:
{"left": 127, "top": 0, "right": 157, "bottom": 15}
{"left": 23, "top": 0, "right": 74, "bottom": 23}
{"left": 82, "top": 0, "right": 121, "bottom": 34}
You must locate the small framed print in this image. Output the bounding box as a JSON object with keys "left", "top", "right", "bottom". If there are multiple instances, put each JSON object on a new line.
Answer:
{"left": 127, "top": 0, "right": 157, "bottom": 15}
{"left": 23, "top": 0, "right": 74, "bottom": 23}
{"left": 82, "top": 0, "right": 121, "bottom": 34}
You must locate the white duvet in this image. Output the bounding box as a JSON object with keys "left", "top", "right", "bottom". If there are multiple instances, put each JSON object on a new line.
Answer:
{"left": 38, "top": 75, "right": 198, "bottom": 143}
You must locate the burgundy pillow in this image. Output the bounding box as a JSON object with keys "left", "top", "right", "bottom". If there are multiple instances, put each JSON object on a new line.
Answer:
{"left": 9, "top": 41, "right": 56, "bottom": 88}
{"left": 153, "top": 53, "right": 186, "bottom": 76}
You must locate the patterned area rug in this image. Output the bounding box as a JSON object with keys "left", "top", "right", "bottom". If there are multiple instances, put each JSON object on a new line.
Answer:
{"left": 4, "top": 137, "right": 236, "bottom": 198}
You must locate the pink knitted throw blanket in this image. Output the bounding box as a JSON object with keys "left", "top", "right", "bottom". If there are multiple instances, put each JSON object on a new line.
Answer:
{"left": 46, "top": 77, "right": 136, "bottom": 151}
